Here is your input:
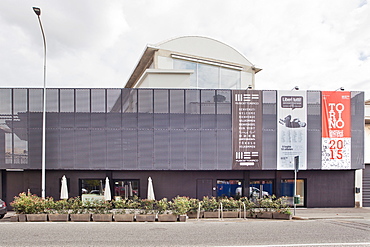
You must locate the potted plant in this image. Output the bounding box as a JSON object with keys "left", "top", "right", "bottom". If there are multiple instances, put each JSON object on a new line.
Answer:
{"left": 156, "top": 198, "right": 177, "bottom": 222}
{"left": 69, "top": 197, "right": 91, "bottom": 222}
{"left": 202, "top": 196, "right": 220, "bottom": 218}
{"left": 10, "top": 192, "right": 48, "bottom": 222}
{"left": 91, "top": 200, "right": 113, "bottom": 222}
{"left": 135, "top": 199, "right": 156, "bottom": 222}
{"left": 239, "top": 197, "right": 256, "bottom": 218}
{"left": 113, "top": 198, "right": 136, "bottom": 222}
{"left": 172, "top": 196, "right": 190, "bottom": 222}
{"left": 47, "top": 199, "right": 70, "bottom": 222}
{"left": 187, "top": 198, "right": 201, "bottom": 218}
{"left": 272, "top": 197, "right": 292, "bottom": 220}
{"left": 219, "top": 197, "right": 239, "bottom": 218}
{"left": 256, "top": 196, "right": 275, "bottom": 219}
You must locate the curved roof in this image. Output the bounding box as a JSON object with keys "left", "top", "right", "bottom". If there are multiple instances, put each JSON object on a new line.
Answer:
{"left": 156, "top": 36, "right": 253, "bottom": 66}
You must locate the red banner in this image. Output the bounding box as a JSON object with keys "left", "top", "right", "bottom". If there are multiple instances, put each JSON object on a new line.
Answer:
{"left": 321, "top": 91, "right": 351, "bottom": 169}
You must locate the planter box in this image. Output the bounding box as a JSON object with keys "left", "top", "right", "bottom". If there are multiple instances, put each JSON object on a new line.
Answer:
{"left": 203, "top": 211, "right": 220, "bottom": 218}
{"left": 114, "top": 214, "right": 135, "bottom": 222}
{"left": 187, "top": 211, "right": 203, "bottom": 219}
{"left": 179, "top": 215, "right": 187, "bottom": 222}
{"left": 92, "top": 214, "right": 113, "bottom": 222}
{"left": 222, "top": 211, "right": 239, "bottom": 218}
{"left": 18, "top": 214, "right": 27, "bottom": 222}
{"left": 70, "top": 214, "right": 91, "bottom": 222}
{"left": 256, "top": 212, "right": 273, "bottom": 219}
{"left": 273, "top": 212, "right": 292, "bottom": 220}
{"left": 48, "top": 214, "right": 69, "bottom": 222}
{"left": 135, "top": 214, "right": 156, "bottom": 222}
{"left": 26, "top": 214, "right": 48, "bottom": 222}
{"left": 158, "top": 214, "right": 177, "bottom": 222}
{"left": 11, "top": 215, "right": 19, "bottom": 222}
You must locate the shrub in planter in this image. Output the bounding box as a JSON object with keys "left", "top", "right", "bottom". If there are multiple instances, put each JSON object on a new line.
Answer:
{"left": 201, "top": 196, "right": 219, "bottom": 212}
{"left": 172, "top": 196, "right": 190, "bottom": 216}
{"left": 187, "top": 198, "right": 201, "bottom": 218}
{"left": 11, "top": 192, "right": 47, "bottom": 214}
{"left": 239, "top": 197, "right": 256, "bottom": 218}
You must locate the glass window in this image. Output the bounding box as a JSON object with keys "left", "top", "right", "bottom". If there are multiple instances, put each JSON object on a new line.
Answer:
{"left": 29, "top": 89, "right": 43, "bottom": 112}
{"left": 13, "top": 133, "right": 28, "bottom": 164}
{"left": 154, "top": 90, "right": 168, "bottom": 113}
{"left": 170, "top": 90, "right": 184, "bottom": 113}
{"left": 91, "top": 89, "right": 106, "bottom": 113}
{"left": 173, "top": 59, "right": 197, "bottom": 87}
{"left": 216, "top": 179, "right": 243, "bottom": 198}
{"left": 60, "top": 89, "right": 74, "bottom": 112}
{"left": 114, "top": 180, "right": 140, "bottom": 199}
{"left": 198, "top": 63, "right": 219, "bottom": 89}
{"left": 45, "top": 89, "right": 58, "bottom": 112}
{"left": 249, "top": 180, "right": 273, "bottom": 199}
{"left": 75, "top": 89, "right": 90, "bottom": 113}
{"left": 281, "top": 179, "right": 305, "bottom": 207}
{"left": 138, "top": 90, "right": 153, "bottom": 113}
{"left": 81, "top": 179, "right": 104, "bottom": 195}
{"left": 220, "top": 67, "right": 240, "bottom": 89}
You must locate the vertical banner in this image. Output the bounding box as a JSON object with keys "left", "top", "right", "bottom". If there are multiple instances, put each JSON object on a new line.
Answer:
{"left": 322, "top": 91, "right": 351, "bottom": 169}
{"left": 232, "top": 90, "right": 262, "bottom": 170}
{"left": 277, "top": 91, "right": 307, "bottom": 170}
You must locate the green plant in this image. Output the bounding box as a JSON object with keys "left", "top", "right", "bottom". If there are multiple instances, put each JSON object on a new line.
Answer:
{"left": 219, "top": 197, "right": 239, "bottom": 211}
{"left": 89, "top": 200, "right": 113, "bottom": 214}
{"left": 139, "top": 199, "right": 155, "bottom": 214}
{"left": 201, "top": 196, "right": 219, "bottom": 212}
{"left": 11, "top": 192, "right": 47, "bottom": 214}
{"left": 258, "top": 195, "right": 276, "bottom": 212}
{"left": 172, "top": 196, "right": 190, "bottom": 216}
{"left": 188, "top": 198, "right": 200, "bottom": 213}
{"left": 156, "top": 198, "right": 170, "bottom": 214}
{"left": 68, "top": 197, "right": 87, "bottom": 214}
{"left": 273, "top": 196, "right": 291, "bottom": 214}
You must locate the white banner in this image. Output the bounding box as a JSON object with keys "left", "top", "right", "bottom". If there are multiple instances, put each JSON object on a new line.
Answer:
{"left": 277, "top": 91, "right": 307, "bottom": 170}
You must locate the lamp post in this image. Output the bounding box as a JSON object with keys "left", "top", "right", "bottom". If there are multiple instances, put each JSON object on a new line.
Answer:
{"left": 33, "top": 7, "right": 47, "bottom": 198}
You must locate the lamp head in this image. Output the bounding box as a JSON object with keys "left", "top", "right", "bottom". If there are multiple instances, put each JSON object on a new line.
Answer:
{"left": 33, "top": 7, "right": 41, "bottom": 16}
{"left": 292, "top": 86, "right": 299, "bottom": 91}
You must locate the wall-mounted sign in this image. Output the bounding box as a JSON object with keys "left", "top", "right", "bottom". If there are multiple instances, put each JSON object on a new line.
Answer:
{"left": 232, "top": 90, "right": 262, "bottom": 170}
{"left": 322, "top": 91, "right": 351, "bottom": 169}
{"left": 277, "top": 91, "right": 307, "bottom": 170}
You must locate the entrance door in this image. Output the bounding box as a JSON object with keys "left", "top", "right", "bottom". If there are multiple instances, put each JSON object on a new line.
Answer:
{"left": 196, "top": 179, "right": 213, "bottom": 199}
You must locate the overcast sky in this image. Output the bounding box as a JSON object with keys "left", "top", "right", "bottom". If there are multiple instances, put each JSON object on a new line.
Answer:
{"left": 1, "top": 0, "right": 369, "bottom": 99}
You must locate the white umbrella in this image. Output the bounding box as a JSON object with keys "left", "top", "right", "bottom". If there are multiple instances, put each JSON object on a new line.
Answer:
{"left": 104, "top": 177, "right": 112, "bottom": 201}
{"left": 128, "top": 181, "right": 133, "bottom": 197}
{"left": 147, "top": 177, "right": 155, "bottom": 200}
{"left": 60, "top": 175, "right": 68, "bottom": 200}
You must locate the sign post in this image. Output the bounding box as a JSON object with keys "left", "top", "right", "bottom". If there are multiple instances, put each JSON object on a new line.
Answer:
{"left": 294, "top": 155, "right": 299, "bottom": 216}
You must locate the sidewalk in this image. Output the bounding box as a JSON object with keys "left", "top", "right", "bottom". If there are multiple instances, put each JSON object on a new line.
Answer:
{"left": 292, "top": 207, "right": 370, "bottom": 220}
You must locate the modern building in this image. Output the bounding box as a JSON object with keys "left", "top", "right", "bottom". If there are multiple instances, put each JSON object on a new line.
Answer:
{"left": 0, "top": 36, "right": 365, "bottom": 208}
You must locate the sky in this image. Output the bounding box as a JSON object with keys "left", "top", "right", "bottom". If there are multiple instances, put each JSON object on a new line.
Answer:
{"left": 1, "top": 0, "right": 370, "bottom": 99}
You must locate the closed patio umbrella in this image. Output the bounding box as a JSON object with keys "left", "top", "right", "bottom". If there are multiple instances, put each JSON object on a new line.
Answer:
{"left": 60, "top": 175, "right": 68, "bottom": 200}
{"left": 147, "top": 177, "right": 155, "bottom": 200}
{"left": 104, "top": 177, "right": 112, "bottom": 201}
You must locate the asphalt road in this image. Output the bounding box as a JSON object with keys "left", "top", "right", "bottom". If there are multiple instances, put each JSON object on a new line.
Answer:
{"left": 0, "top": 219, "right": 370, "bottom": 247}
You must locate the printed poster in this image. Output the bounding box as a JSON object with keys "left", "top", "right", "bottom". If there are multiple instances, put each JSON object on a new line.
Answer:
{"left": 322, "top": 91, "right": 351, "bottom": 169}
{"left": 232, "top": 90, "right": 262, "bottom": 170}
{"left": 277, "top": 90, "right": 307, "bottom": 170}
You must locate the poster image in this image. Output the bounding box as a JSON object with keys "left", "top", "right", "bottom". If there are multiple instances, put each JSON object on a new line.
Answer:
{"left": 277, "top": 90, "right": 307, "bottom": 170}
{"left": 322, "top": 91, "right": 351, "bottom": 169}
{"left": 232, "top": 90, "right": 262, "bottom": 170}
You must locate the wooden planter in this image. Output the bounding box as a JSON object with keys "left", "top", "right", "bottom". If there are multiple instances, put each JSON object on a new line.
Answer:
{"left": 92, "top": 214, "right": 113, "bottom": 222}
{"left": 48, "top": 214, "right": 69, "bottom": 222}
{"left": 187, "top": 211, "right": 203, "bottom": 219}
{"left": 178, "top": 215, "right": 187, "bottom": 222}
{"left": 157, "top": 214, "right": 177, "bottom": 222}
{"left": 222, "top": 211, "right": 239, "bottom": 218}
{"left": 18, "top": 214, "right": 27, "bottom": 222}
{"left": 26, "top": 214, "right": 48, "bottom": 222}
{"left": 70, "top": 214, "right": 91, "bottom": 222}
{"left": 256, "top": 211, "right": 273, "bottom": 219}
{"left": 273, "top": 212, "right": 292, "bottom": 220}
{"left": 203, "top": 211, "right": 220, "bottom": 218}
{"left": 135, "top": 214, "right": 156, "bottom": 222}
{"left": 114, "top": 214, "right": 135, "bottom": 222}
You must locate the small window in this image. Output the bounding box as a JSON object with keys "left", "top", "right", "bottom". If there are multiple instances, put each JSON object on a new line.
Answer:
{"left": 216, "top": 179, "right": 243, "bottom": 198}
{"left": 114, "top": 180, "right": 140, "bottom": 199}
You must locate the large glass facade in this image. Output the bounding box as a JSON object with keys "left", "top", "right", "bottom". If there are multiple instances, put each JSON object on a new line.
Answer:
{"left": 173, "top": 58, "right": 241, "bottom": 89}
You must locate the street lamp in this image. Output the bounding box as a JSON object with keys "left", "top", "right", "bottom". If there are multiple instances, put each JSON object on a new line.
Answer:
{"left": 33, "top": 6, "right": 47, "bottom": 198}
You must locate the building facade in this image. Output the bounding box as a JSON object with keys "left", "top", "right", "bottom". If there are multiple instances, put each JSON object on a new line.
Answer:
{"left": 0, "top": 36, "right": 365, "bottom": 208}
